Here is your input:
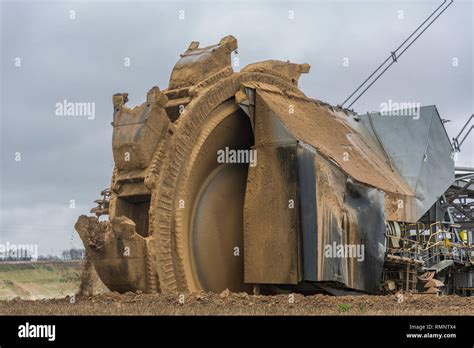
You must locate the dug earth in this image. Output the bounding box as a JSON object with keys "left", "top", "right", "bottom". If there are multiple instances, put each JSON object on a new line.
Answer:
{"left": 0, "top": 292, "right": 472, "bottom": 315}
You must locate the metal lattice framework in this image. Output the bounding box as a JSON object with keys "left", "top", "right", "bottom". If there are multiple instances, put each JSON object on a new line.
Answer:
{"left": 443, "top": 170, "right": 474, "bottom": 229}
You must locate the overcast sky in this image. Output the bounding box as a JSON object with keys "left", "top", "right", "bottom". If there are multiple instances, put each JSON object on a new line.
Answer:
{"left": 0, "top": 0, "right": 472, "bottom": 255}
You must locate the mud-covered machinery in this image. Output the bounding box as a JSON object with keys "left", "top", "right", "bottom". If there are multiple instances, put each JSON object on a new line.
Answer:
{"left": 75, "top": 35, "right": 471, "bottom": 295}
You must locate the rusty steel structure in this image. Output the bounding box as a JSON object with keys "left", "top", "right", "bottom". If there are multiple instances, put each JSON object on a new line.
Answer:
{"left": 75, "top": 36, "right": 473, "bottom": 295}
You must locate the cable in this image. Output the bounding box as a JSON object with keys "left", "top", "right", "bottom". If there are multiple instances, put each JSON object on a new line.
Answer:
{"left": 341, "top": 0, "right": 448, "bottom": 107}
{"left": 341, "top": 0, "right": 454, "bottom": 109}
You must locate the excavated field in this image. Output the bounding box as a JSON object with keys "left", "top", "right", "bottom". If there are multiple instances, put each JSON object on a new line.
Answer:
{"left": 0, "top": 261, "right": 82, "bottom": 300}
{"left": 0, "top": 291, "right": 472, "bottom": 315}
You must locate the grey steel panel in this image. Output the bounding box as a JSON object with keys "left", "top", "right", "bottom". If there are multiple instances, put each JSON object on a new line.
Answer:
{"left": 455, "top": 269, "right": 474, "bottom": 288}
{"left": 358, "top": 105, "right": 455, "bottom": 220}
{"left": 311, "top": 150, "right": 386, "bottom": 293}
{"left": 297, "top": 142, "right": 318, "bottom": 281}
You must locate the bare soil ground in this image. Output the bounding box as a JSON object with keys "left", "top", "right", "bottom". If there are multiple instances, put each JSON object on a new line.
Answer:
{"left": 0, "top": 291, "right": 472, "bottom": 315}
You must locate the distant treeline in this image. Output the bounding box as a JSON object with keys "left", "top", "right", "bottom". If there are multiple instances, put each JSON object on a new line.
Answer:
{"left": 60, "top": 248, "right": 85, "bottom": 260}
